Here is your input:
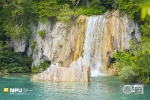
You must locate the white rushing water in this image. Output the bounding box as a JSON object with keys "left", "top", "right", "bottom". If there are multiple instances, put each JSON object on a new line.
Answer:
{"left": 83, "top": 15, "right": 106, "bottom": 77}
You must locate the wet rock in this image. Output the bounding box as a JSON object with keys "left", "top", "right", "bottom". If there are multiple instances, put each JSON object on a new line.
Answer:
{"left": 31, "top": 57, "right": 90, "bottom": 82}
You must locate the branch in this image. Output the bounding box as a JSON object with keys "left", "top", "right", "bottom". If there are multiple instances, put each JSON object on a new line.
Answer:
{"left": 74, "top": 0, "right": 80, "bottom": 11}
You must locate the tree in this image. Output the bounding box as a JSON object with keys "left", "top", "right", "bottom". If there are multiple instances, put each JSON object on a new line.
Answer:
{"left": 0, "top": 0, "right": 37, "bottom": 39}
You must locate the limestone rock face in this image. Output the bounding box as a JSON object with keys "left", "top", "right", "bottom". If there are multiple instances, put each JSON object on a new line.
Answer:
{"left": 31, "top": 57, "right": 90, "bottom": 82}
{"left": 71, "top": 15, "right": 86, "bottom": 62}
{"left": 101, "top": 11, "right": 141, "bottom": 70}
{"left": 29, "top": 16, "right": 86, "bottom": 67}
{"left": 42, "top": 22, "right": 71, "bottom": 67}
{"left": 30, "top": 20, "right": 52, "bottom": 66}
{"left": 10, "top": 39, "right": 28, "bottom": 52}
{"left": 11, "top": 11, "right": 141, "bottom": 80}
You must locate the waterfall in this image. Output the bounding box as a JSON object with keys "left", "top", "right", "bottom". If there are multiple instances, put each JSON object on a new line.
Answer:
{"left": 31, "top": 11, "right": 141, "bottom": 81}
{"left": 83, "top": 15, "right": 106, "bottom": 77}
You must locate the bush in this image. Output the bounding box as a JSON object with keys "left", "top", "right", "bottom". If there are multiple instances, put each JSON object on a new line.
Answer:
{"left": 30, "top": 41, "right": 37, "bottom": 51}
{"left": 38, "top": 30, "right": 46, "bottom": 38}
{"left": 84, "top": 8, "right": 103, "bottom": 16}
{"left": 83, "top": 0, "right": 106, "bottom": 16}
{"left": 114, "top": 37, "right": 150, "bottom": 83}
{"left": 0, "top": 48, "right": 33, "bottom": 73}
{"left": 76, "top": 6, "right": 105, "bottom": 16}
{"left": 1, "top": 69, "right": 9, "bottom": 75}
{"left": 119, "top": 66, "right": 139, "bottom": 82}
{"left": 57, "top": 4, "right": 74, "bottom": 25}
{"left": 116, "top": 0, "right": 141, "bottom": 21}
{"left": 140, "top": 21, "right": 150, "bottom": 38}
{"left": 31, "top": 61, "right": 50, "bottom": 73}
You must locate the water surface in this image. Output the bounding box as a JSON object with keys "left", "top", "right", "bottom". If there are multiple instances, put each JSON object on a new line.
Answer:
{"left": 0, "top": 74, "right": 149, "bottom": 100}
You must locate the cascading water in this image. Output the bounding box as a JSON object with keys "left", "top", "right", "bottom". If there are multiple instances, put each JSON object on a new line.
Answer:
{"left": 83, "top": 15, "right": 106, "bottom": 77}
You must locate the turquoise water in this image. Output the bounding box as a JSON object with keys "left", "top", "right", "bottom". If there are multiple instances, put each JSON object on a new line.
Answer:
{"left": 0, "top": 74, "right": 150, "bottom": 100}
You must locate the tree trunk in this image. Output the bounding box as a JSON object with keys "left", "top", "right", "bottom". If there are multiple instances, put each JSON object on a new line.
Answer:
{"left": 86, "top": 0, "right": 90, "bottom": 7}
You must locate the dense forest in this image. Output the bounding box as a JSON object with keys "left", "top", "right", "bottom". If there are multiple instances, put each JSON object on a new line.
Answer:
{"left": 0, "top": 0, "right": 150, "bottom": 83}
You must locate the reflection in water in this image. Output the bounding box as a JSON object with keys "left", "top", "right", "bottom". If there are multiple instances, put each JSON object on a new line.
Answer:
{"left": 0, "top": 75, "right": 150, "bottom": 100}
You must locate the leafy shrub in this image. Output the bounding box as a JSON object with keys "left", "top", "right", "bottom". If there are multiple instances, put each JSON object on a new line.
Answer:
{"left": 57, "top": 4, "right": 74, "bottom": 25}
{"left": 114, "top": 37, "right": 150, "bottom": 83}
{"left": 140, "top": 22, "right": 150, "bottom": 38}
{"left": 76, "top": 6, "right": 105, "bottom": 16}
{"left": 1, "top": 69, "right": 9, "bottom": 75}
{"left": 84, "top": 8, "right": 103, "bottom": 16}
{"left": 30, "top": 41, "right": 37, "bottom": 51}
{"left": 116, "top": 0, "right": 141, "bottom": 21}
{"left": 31, "top": 61, "right": 50, "bottom": 73}
{"left": 38, "top": 30, "right": 46, "bottom": 38}
{"left": 1, "top": 0, "right": 35, "bottom": 40}
{"left": 119, "top": 66, "right": 139, "bottom": 82}
{"left": 0, "top": 48, "right": 33, "bottom": 73}
{"left": 35, "top": 1, "right": 60, "bottom": 18}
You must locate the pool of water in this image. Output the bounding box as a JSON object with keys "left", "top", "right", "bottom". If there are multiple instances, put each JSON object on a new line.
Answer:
{"left": 0, "top": 74, "right": 150, "bottom": 100}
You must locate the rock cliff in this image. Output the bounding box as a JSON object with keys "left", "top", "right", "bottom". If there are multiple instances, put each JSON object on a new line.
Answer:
{"left": 102, "top": 11, "right": 140, "bottom": 73}
{"left": 11, "top": 11, "right": 141, "bottom": 81}
{"left": 30, "top": 16, "right": 86, "bottom": 67}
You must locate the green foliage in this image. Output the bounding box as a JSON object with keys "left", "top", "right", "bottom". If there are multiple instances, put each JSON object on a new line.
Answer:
{"left": 30, "top": 41, "right": 37, "bottom": 51}
{"left": 76, "top": 6, "right": 105, "bottom": 16}
{"left": 75, "top": 7, "right": 86, "bottom": 15}
{"left": 114, "top": 51, "right": 136, "bottom": 73}
{"left": 4, "top": 24, "right": 30, "bottom": 40}
{"left": 140, "top": 21, "right": 150, "bottom": 38}
{"left": 0, "top": 0, "right": 120, "bottom": 40}
{"left": 57, "top": 4, "right": 74, "bottom": 25}
{"left": 0, "top": 41, "right": 3, "bottom": 48}
{"left": 119, "top": 65, "right": 139, "bottom": 82}
{"left": 84, "top": 8, "right": 104, "bottom": 16}
{"left": 35, "top": 1, "right": 60, "bottom": 18}
{"left": 116, "top": 0, "right": 141, "bottom": 21}
{"left": 0, "top": 47, "right": 33, "bottom": 74}
{"left": 38, "top": 30, "right": 47, "bottom": 38}
{"left": 1, "top": 69, "right": 9, "bottom": 75}
{"left": 75, "top": 0, "right": 107, "bottom": 16}
{"left": 36, "top": 1, "right": 75, "bottom": 25}
{"left": 0, "top": 0, "right": 37, "bottom": 39}
{"left": 114, "top": 1, "right": 150, "bottom": 83}
{"left": 31, "top": 61, "right": 50, "bottom": 73}
{"left": 100, "top": 0, "right": 114, "bottom": 10}
{"left": 1, "top": 0, "right": 148, "bottom": 42}
{"left": 114, "top": 37, "right": 150, "bottom": 83}
{"left": 116, "top": 0, "right": 150, "bottom": 23}
{"left": 90, "top": 0, "right": 101, "bottom": 9}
